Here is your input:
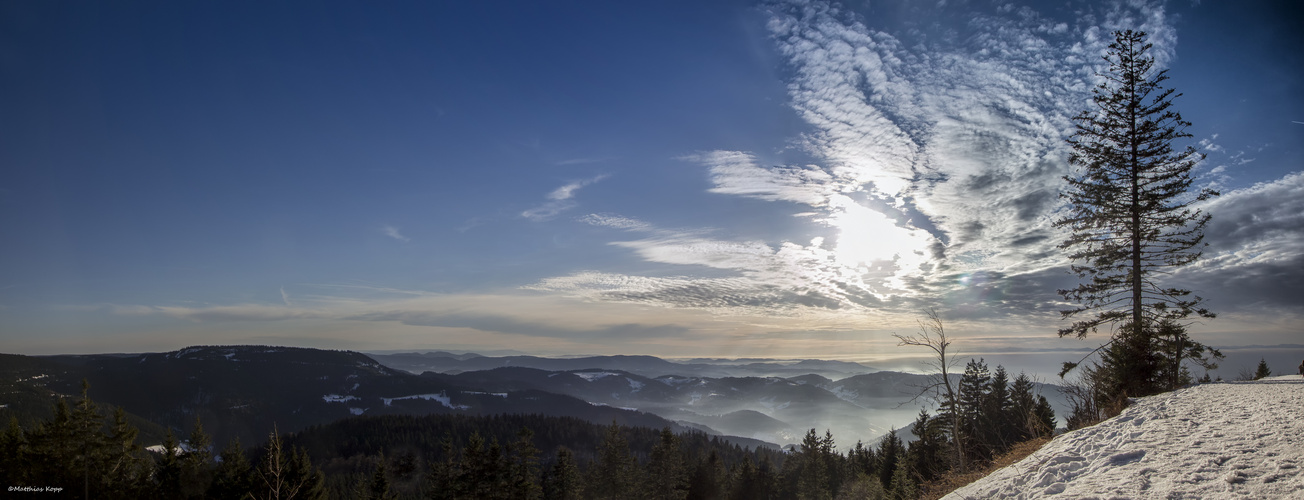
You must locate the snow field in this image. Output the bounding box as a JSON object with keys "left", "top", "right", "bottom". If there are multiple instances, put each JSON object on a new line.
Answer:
{"left": 945, "top": 375, "right": 1304, "bottom": 499}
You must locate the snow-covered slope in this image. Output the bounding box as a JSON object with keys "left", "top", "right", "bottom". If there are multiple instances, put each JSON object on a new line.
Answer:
{"left": 946, "top": 375, "right": 1304, "bottom": 499}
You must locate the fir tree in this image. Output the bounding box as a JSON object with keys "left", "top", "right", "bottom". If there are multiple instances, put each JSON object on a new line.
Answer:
{"left": 982, "top": 365, "right": 1014, "bottom": 451}
{"left": 646, "top": 427, "right": 689, "bottom": 500}
{"left": 1033, "top": 395, "right": 1057, "bottom": 437}
{"left": 687, "top": 450, "right": 728, "bottom": 500}
{"left": 210, "top": 438, "right": 254, "bottom": 499}
{"left": 180, "top": 416, "right": 214, "bottom": 498}
{"left": 1, "top": 417, "right": 27, "bottom": 486}
{"left": 1008, "top": 372, "right": 1037, "bottom": 441}
{"left": 541, "top": 447, "right": 583, "bottom": 500}
{"left": 1254, "top": 358, "right": 1272, "bottom": 380}
{"left": 364, "top": 453, "right": 396, "bottom": 500}
{"left": 728, "top": 456, "right": 768, "bottom": 500}
{"left": 886, "top": 450, "right": 916, "bottom": 500}
{"left": 874, "top": 430, "right": 903, "bottom": 493}
{"left": 794, "top": 429, "right": 831, "bottom": 500}
{"left": 155, "top": 430, "right": 184, "bottom": 498}
{"left": 1056, "top": 29, "right": 1217, "bottom": 401}
{"left": 589, "top": 421, "right": 639, "bottom": 499}
{"left": 507, "top": 428, "right": 543, "bottom": 500}
{"left": 459, "top": 432, "right": 506, "bottom": 499}
{"left": 956, "top": 359, "right": 991, "bottom": 463}
{"left": 906, "top": 410, "right": 947, "bottom": 483}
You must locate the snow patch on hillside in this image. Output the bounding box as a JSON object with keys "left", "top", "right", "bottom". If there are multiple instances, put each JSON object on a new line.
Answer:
{"left": 322, "top": 394, "right": 357, "bottom": 403}
{"left": 462, "top": 391, "right": 508, "bottom": 398}
{"left": 382, "top": 392, "right": 469, "bottom": 410}
{"left": 945, "top": 376, "right": 1304, "bottom": 499}
{"left": 575, "top": 371, "right": 619, "bottom": 381}
{"left": 657, "top": 376, "right": 695, "bottom": 386}
{"left": 829, "top": 385, "right": 858, "bottom": 403}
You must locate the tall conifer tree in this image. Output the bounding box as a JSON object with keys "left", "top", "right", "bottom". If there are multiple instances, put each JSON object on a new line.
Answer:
{"left": 1056, "top": 29, "right": 1218, "bottom": 399}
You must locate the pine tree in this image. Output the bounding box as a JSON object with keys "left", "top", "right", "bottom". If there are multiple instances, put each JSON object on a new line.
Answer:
{"left": 589, "top": 421, "right": 639, "bottom": 499}
{"left": 794, "top": 429, "right": 831, "bottom": 500}
{"left": 507, "top": 428, "right": 543, "bottom": 500}
{"left": 541, "top": 447, "right": 582, "bottom": 500}
{"left": 459, "top": 432, "right": 506, "bottom": 499}
{"left": 1056, "top": 29, "right": 1217, "bottom": 401}
{"left": 210, "top": 438, "right": 254, "bottom": 499}
{"left": 728, "top": 456, "right": 767, "bottom": 500}
{"left": 1, "top": 416, "right": 28, "bottom": 486}
{"left": 906, "top": 410, "right": 947, "bottom": 483}
{"left": 982, "top": 365, "right": 1014, "bottom": 451}
{"left": 874, "top": 430, "right": 903, "bottom": 493}
{"left": 1008, "top": 372, "right": 1037, "bottom": 442}
{"left": 846, "top": 441, "right": 875, "bottom": 480}
{"left": 687, "top": 450, "right": 728, "bottom": 500}
{"left": 1254, "top": 358, "right": 1272, "bottom": 380}
{"left": 886, "top": 450, "right": 916, "bottom": 500}
{"left": 955, "top": 359, "right": 991, "bottom": 463}
{"left": 180, "top": 417, "right": 214, "bottom": 498}
{"left": 1033, "top": 395, "right": 1057, "bottom": 437}
{"left": 104, "top": 406, "right": 150, "bottom": 497}
{"left": 364, "top": 453, "right": 396, "bottom": 500}
{"left": 646, "top": 427, "right": 688, "bottom": 500}
{"left": 155, "top": 430, "right": 185, "bottom": 498}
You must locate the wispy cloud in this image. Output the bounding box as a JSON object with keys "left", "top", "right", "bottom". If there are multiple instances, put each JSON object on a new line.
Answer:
{"left": 579, "top": 213, "right": 654, "bottom": 231}
{"left": 381, "top": 225, "right": 410, "bottom": 242}
{"left": 521, "top": 0, "right": 1208, "bottom": 323}
{"left": 521, "top": 175, "right": 609, "bottom": 221}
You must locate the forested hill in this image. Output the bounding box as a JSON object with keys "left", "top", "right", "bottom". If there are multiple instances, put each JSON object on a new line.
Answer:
{"left": 0, "top": 346, "right": 701, "bottom": 447}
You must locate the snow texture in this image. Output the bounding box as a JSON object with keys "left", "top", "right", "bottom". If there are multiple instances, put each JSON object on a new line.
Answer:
{"left": 381, "top": 392, "right": 469, "bottom": 410}
{"left": 321, "top": 394, "right": 357, "bottom": 403}
{"left": 574, "top": 371, "right": 619, "bottom": 381}
{"left": 945, "top": 376, "right": 1304, "bottom": 499}
{"left": 626, "top": 377, "right": 645, "bottom": 392}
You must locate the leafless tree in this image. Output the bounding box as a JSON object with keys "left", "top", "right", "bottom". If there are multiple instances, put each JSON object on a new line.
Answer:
{"left": 894, "top": 309, "right": 966, "bottom": 473}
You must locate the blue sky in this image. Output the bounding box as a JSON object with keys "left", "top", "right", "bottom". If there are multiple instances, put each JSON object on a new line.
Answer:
{"left": 3, "top": 0, "right": 1302, "bottom": 369}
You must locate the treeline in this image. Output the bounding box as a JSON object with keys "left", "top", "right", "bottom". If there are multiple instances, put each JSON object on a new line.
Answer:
{"left": 0, "top": 381, "right": 327, "bottom": 499}
{"left": 2, "top": 367, "right": 1055, "bottom": 499}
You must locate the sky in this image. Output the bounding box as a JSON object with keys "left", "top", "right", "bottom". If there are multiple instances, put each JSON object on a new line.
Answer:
{"left": 2, "top": 0, "right": 1302, "bottom": 374}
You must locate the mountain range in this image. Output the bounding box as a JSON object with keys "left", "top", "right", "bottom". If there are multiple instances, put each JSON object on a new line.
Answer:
{"left": 0, "top": 345, "right": 1068, "bottom": 452}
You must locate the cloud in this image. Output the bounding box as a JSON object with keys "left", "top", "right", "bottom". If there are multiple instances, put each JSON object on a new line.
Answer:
{"left": 344, "top": 310, "right": 689, "bottom": 340}
{"left": 579, "top": 213, "right": 653, "bottom": 231}
{"left": 381, "top": 225, "right": 410, "bottom": 242}
{"left": 112, "top": 285, "right": 698, "bottom": 345}
{"left": 526, "top": 0, "right": 1189, "bottom": 320}
{"left": 1175, "top": 172, "right": 1304, "bottom": 310}
{"left": 521, "top": 175, "right": 609, "bottom": 221}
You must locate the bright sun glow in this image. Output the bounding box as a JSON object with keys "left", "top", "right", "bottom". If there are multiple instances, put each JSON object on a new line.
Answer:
{"left": 825, "top": 195, "right": 934, "bottom": 287}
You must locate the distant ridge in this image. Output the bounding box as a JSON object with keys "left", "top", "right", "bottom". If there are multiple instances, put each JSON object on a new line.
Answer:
{"left": 367, "top": 351, "right": 878, "bottom": 380}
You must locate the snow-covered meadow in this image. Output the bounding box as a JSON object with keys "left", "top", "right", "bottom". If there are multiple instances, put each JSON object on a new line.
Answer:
{"left": 946, "top": 375, "right": 1304, "bottom": 499}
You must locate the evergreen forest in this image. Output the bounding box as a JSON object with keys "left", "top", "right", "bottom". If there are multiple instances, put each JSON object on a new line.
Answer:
{"left": 1, "top": 358, "right": 1054, "bottom": 499}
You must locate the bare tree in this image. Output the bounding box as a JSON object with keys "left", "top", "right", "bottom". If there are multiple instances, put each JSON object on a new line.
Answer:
{"left": 894, "top": 309, "right": 966, "bottom": 473}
